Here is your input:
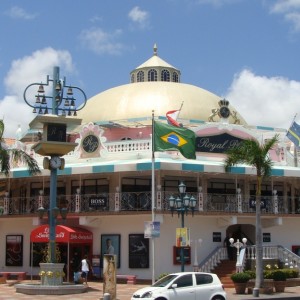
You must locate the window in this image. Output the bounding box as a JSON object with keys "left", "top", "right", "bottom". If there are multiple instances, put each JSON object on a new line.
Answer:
{"left": 148, "top": 69, "right": 157, "bottom": 81}
{"left": 137, "top": 71, "right": 144, "bottom": 82}
{"left": 172, "top": 72, "right": 179, "bottom": 82}
{"left": 196, "top": 274, "right": 213, "bottom": 285}
{"left": 174, "top": 274, "right": 193, "bottom": 288}
{"left": 161, "top": 69, "right": 170, "bottom": 81}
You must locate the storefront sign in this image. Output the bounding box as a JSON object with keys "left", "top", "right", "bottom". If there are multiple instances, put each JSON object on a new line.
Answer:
{"left": 196, "top": 133, "right": 244, "bottom": 153}
{"left": 212, "top": 232, "right": 222, "bottom": 242}
{"left": 249, "top": 197, "right": 267, "bottom": 209}
{"left": 89, "top": 196, "right": 107, "bottom": 208}
{"left": 30, "top": 225, "right": 93, "bottom": 243}
{"left": 263, "top": 233, "right": 271, "bottom": 242}
{"left": 144, "top": 221, "right": 160, "bottom": 238}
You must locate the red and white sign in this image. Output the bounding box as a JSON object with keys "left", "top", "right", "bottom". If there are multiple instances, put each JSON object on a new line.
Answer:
{"left": 30, "top": 225, "right": 93, "bottom": 243}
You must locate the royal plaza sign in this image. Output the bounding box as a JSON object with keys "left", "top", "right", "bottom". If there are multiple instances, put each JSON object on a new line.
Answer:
{"left": 196, "top": 132, "right": 245, "bottom": 154}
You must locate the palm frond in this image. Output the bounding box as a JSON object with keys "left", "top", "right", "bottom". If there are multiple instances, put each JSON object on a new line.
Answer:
{"left": 0, "top": 119, "right": 41, "bottom": 176}
{"left": 9, "top": 149, "right": 41, "bottom": 176}
{"left": 224, "top": 135, "right": 279, "bottom": 180}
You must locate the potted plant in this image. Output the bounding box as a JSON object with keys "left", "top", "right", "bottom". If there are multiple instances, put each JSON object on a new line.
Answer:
{"left": 231, "top": 272, "right": 251, "bottom": 294}
{"left": 272, "top": 269, "right": 287, "bottom": 293}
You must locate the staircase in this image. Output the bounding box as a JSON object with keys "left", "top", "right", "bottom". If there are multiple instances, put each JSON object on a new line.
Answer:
{"left": 212, "top": 259, "right": 236, "bottom": 289}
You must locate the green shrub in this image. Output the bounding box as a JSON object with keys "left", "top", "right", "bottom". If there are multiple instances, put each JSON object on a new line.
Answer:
{"left": 231, "top": 272, "right": 251, "bottom": 283}
{"left": 263, "top": 270, "right": 273, "bottom": 279}
{"left": 272, "top": 270, "right": 287, "bottom": 281}
{"left": 284, "top": 268, "right": 299, "bottom": 279}
{"left": 245, "top": 270, "right": 256, "bottom": 279}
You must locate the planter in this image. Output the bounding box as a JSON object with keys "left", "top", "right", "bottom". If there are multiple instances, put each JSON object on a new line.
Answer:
{"left": 233, "top": 282, "right": 247, "bottom": 294}
{"left": 231, "top": 272, "right": 251, "bottom": 294}
{"left": 248, "top": 279, "right": 274, "bottom": 294}
{"left": 274, "top": 280, "right": 286, "bottom": 293}
{"left": 286, "top": 278, "right": 300, "bottom": 287}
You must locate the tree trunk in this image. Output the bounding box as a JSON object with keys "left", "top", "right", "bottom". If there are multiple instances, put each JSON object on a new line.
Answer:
{"left": 255, "top": 176, "right": 263, "bottom": 293}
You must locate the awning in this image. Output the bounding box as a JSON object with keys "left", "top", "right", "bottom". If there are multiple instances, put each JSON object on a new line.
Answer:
{"left": 30, "top": 225, "right": 93, "bottom": 243}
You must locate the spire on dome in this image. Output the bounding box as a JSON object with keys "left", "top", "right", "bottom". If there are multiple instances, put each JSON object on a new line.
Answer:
{"left": 153, "top": 43, "right": 158, "bottom": 56}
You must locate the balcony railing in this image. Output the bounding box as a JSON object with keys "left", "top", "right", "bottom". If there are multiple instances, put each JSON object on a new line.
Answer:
{"left": 0, "top": 192, "right": 298, "bottom": 216}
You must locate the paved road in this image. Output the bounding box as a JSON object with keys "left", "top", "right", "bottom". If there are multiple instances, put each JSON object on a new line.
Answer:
{"left": 1, "top": 280, "right": 300, "bottom": 300}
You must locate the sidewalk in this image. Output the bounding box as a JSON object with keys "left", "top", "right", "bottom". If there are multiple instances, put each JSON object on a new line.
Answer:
{"left": 0, "top": 280, "right": 300, "bottom": 300}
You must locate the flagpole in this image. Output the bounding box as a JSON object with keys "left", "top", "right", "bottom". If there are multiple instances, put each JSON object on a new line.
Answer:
{"left": 151, "top": 110, "right": 156, "bottom": 284}
{"left": 176, "top": 101, "right": 184, "bottom": 119}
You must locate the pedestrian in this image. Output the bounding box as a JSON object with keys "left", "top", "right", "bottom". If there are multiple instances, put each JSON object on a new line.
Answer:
{"left": 224, "top": 234, "right": 234, "bottom": 261}
{"left": 80, "top": 254, "right": 93, "bottom": 285}
{"left": 72, "top": 251, "right": 81, "bottom": 284}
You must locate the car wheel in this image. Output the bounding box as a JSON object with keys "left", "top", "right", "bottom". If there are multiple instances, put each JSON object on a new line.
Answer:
{"left": 155, "top": 298, "right": 168, "bottom": 300}
{"left": 212, "top": 296, "right": 225, "bottom": 300}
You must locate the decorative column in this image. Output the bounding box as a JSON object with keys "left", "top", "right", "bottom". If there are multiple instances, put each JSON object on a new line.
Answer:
{"left": 3, "top": 192, "right": 9, "bottom": 215}
{"left": 198, "top": 186, "right": 203, "bottom": 211}
{"left": 114, "top": 187, "right": 120, "bottom": 211}
{"left": 273, "top": 190, "right": 278, "bottom": 214}
{"left": 237, "top": 188, "right": 242, "bottom": 213}
{"left": 156, "top": 185, "right": 162, "bottom": 210}
{"left": 193, "top": 238, "right": 202, "bottom": 271}
{"left": 38, "top": 190, "right": 44, "bottom": 208}
{"left": 75, "top": 188, "right": 81, "bottom": 213}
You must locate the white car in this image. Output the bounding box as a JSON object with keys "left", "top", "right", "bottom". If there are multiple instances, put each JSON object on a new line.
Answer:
{"left": 131, "top": 272, "right": 227, "bottom": 300}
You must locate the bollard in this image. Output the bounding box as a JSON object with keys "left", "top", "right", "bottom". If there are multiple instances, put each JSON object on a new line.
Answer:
{"left": 103, "top": 293, "right": 111, "bottom": 300}
{"left": 252, "top": 287, "right": 259, "bottom": 297}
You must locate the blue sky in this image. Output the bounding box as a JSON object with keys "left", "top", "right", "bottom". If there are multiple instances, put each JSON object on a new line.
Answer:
{"left": 1, "top": 0, "right": 300, "bottom": 137}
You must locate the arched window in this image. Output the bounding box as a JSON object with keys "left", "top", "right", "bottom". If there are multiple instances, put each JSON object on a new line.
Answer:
{"left": 131, "top": 74, "right": 135, "bottom": 83}
{"left": 161, "top": 70, "right": 170, "bottom": 82}
{"left": 148, "top": 69, "right": 157, "bottom": 81}
{"left": 137, "top": 71, "right": 144, "bottom": 82}
{"left": 172, "top": 72, "right": 179, "bottom": 82}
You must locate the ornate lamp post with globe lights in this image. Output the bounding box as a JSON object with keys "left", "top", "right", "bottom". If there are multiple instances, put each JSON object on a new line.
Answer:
{"left": 168, "top": 181, "right": 196, "bottom": 272}
{"left": 23, "top": 66, "right": 86, "bottom": 283}
{"left": 230, "top": 237, "right": 247, "bottom": 273}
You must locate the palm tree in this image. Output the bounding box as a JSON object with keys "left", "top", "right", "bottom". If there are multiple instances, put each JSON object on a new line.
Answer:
{"left": 0, "top": 120, "right": 40, "bottom": 176}
{"left": 224, "top": 134, "right": 279, "bottom": 296}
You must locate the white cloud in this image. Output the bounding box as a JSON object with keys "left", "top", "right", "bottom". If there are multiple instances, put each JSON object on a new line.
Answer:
{"left": 270, "top": 0, "right": 300, "bottom": 32}
{"left": 193, "top": 0, "right": 241, "bottom": 7}
{"left": 79, "top": 27, "right": 124, "bottom": 55}
{"left": 0, "top": 48, "right": 74, "bottom": 138}
{"left": 5, "top": 6, "right": 37, "bottom": 20}
{"left": 225, "top": 69, "right": 300, "bottom": 129}
{"left": 128, "top": 6, "right": 150, "bottom": 29}
{"left": 270, "top": 0, "right": 300, "bottom": 13}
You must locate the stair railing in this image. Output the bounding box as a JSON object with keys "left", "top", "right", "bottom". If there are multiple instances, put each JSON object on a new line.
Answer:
{"left": 199, "top": 245, "right": 300, "bottom": 274}
{"left": 246, "top": 245, "right": 300, "bottom": 272}
{"left": 198, "top": 246, "right": 227, "bottom": 273}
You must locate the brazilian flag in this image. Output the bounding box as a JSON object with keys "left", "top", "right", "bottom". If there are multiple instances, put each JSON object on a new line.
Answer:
{"left": 153, "top": 121, "right": 196, "bottom": 159}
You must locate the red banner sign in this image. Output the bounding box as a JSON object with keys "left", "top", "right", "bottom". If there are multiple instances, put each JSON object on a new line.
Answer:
{"left": 30, "top": 225, "right": 93, "bottom": 243}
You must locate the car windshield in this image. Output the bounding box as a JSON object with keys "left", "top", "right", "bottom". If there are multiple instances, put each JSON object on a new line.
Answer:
{"left": 152, "top": 275, "right": 177, "bottom": 287}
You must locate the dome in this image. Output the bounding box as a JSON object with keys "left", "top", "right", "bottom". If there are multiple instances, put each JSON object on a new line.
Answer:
{"left": 77, "top": 45, "right": 247, "bottom": 127}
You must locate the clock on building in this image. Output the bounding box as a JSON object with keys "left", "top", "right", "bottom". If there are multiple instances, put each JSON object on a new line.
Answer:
{"left": 49, "top": 156, "right": 65, "bottom": 170}
{"left": 82, "top": 134, "right": 100, "bottom": 153}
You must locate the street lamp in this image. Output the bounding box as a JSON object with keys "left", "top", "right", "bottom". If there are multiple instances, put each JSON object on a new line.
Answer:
{"left": 230, "top": 238, "right": 247, "bottom": 273}
{"left": 24, "top": 66, "right": 87, "bottom": 264}
{"left": 169, "top": 181, "right": 196, "bottom": 272}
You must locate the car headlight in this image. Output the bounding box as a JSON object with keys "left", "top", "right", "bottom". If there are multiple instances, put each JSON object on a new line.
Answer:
{"left": 141, "top": 291, "right": 153, "bottom": 298}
